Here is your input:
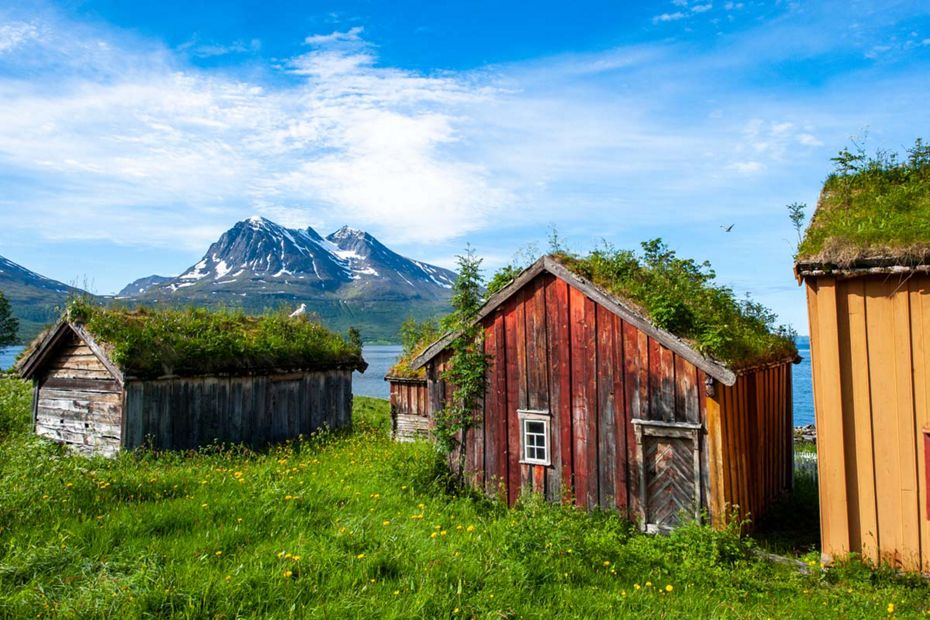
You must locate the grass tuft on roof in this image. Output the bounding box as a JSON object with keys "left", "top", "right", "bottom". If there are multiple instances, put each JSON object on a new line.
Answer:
{"left": 59, "top": 298, "right": 365, "bottom": 379}
{"left": 796, "top": 138, "right": 930, "bottom": 267}
{"left": 551, "top": 240, "right": 797, "bottom": 369}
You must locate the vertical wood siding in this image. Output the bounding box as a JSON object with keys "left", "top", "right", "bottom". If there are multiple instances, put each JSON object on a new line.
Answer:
{"left": 426, "top": 271, "right": 793, "bottom": 529}
{"left": 430, "top": 273, "right": 746, "bottom": 527}
{"left": 34, "top": 334, "right": 123, "bottom": 457}
{"left": 806, "top": 273, "right": 930, "bottom": 571}
{"left": 123, "top": 370, "right": 352, "bottom": 451}
{"left": 388, "top": 378, "right": 430, "bottom": 441}
{"left": 705, "top": 363, "right": 794, "bottom": 527}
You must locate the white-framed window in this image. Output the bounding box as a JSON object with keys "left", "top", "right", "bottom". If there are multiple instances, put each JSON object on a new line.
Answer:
{"left": 518, "top": 409, "right": 551, "bottom": 466}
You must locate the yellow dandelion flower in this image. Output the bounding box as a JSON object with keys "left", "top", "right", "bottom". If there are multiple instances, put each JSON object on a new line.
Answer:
{"left": 293, "top": 555, "right": 301, "bottom": 561}
{"left": 467, "top": 525, "right": 476, "bottom": 532}
{"left": 440, "top": 530, "right": 447, "bottom": 536}
{"left": 888, "top": 603, "right": 895, "bottom": 614}
{"left": 356, "top": 553, "right": 365, "bottom": 560}
{"left": 394, "top": 590, "right": 400, "bottom": 596}
{"left": 215, "top": 551, "right": 223, "bottom": 556}
{"left": 453, "top": 609, "right": 459, "bottom": 614}
{"left": 646, "top": 581, "right": 652, "bottom": 588}
{"left": 603, "top": 561, "right": 611, "bottom": 567}
{"left": 665, "top": 584, "right": 673, "bottom": 592}
{"left": 225, "top": 575, "right": 232, "bottom": 581}
{"left": 383, "top": 520, "right": 391, "bottom": 526}
{"left": 283, "top": 570, "right": 293, "bottom": 578}
{"left": 634, "top": 584, "right": 641, "bottom": 591}
{"left": 431, "top": 532, "right": 439, "bottom": 539}
{"left": 277, "top": 551, "right": 286, "bottom": 558}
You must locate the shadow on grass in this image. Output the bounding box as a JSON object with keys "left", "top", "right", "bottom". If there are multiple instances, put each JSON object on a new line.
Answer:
{"left": 752, "top": 442, "right": 820, "bottom": 556}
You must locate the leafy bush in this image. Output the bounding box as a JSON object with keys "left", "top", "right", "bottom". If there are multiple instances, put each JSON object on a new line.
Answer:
{"left": 797, "top": 137, "right": 930, "bottom": 265}
{"left": 59, "top": 298, "right": 365, "bottom": 379}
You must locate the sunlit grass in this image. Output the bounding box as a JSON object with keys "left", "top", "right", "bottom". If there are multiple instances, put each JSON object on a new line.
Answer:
{"left": 0, "top": 376, "right": 927, "bottom": 618}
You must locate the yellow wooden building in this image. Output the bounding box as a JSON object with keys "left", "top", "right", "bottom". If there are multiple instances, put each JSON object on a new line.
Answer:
{"left": 797, "top": 152, "right": 930, "bottom": 571}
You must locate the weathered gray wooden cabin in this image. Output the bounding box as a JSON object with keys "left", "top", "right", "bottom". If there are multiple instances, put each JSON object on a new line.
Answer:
{"left": 389, "top": 255, "right": 797, "bottom": 532}
{"left": 18, "top": 317, "right": 366, "bottom": 457}
{"left": 385, "top": 375, "right": 430, "bottom": 441}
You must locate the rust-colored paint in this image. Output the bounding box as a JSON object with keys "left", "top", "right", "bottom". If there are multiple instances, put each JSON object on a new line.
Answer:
{"left": 415, "top": 270, "right": 792, "bottom": 529}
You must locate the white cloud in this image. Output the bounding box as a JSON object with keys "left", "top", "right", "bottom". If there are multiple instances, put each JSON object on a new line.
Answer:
{"left": 0, "top": 21, "right": 39, "bottom": 53}
{"left": 691, "top": 4, "right": 714, "bottom": 13}
{"left": 0, "top": 16, "right": 507, "bottom": 248}
{"left": 653, "top": 12, "right": 687, "bottom": 24}
{"left": 728, "top": 160, "right": 765, "bottom": 174}
{"left": 304, "top": 26, "right": 364, "bottom": 46}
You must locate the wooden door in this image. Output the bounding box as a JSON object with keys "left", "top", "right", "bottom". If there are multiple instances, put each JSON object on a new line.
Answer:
{"left": 633, "top": 419, "right": 702, "bottom": 532}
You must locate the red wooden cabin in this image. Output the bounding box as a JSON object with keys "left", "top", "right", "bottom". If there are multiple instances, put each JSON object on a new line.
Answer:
{"left": 396, "top": 256, "right": 796, "bottom": 531}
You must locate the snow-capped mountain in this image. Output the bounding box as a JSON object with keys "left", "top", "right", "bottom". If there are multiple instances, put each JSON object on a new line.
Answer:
{"left": 326, "top": 226, "right": 455, "bottom": 299}
{"left": 124, "top": 216, "right": 456, "bottom": 301}
{"left": 117, "top": 275, "right": 172, "bottom": 297}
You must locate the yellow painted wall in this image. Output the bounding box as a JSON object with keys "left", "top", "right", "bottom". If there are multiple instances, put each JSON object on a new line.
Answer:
{"left": 806, "top": 273, "right": 930, "bottom": 571}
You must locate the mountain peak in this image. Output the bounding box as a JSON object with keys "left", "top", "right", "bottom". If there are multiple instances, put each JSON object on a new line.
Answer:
{"left": 329, "top": 225, "right": 368, "bottom": 241}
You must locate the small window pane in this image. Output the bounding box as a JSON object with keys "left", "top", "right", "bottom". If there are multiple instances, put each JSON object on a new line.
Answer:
{"left": 521, "top": 417, "right": 548, "bottom": 463}
{"left": 526, "top": 421, "right": 545, "bottom": 434}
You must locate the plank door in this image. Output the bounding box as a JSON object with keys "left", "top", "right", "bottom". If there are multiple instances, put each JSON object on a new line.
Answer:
{"left": 633, "top": 419, "right": 702, "bottom": 532}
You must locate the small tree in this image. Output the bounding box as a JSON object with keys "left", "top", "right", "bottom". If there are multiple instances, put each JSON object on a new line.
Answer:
{"left": 787, "top": 202, "right": 807, "bottom": 247}
{"left": 0, "top": 292, "right": 18, "bottom": 347}
{"left": 434, "top": 246, "right": 488, "bottom": 484}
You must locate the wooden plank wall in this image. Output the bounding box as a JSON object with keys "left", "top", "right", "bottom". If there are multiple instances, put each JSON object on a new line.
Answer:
{"left": 806, "top": 273, "right": 930, "bottom": 571}
{"left": 389, "top": 379, "right": 431, "bottom": 441}
{"left": 706, "top": 362, "right": 793, "bottom": 526}
{"left": 34, "top": 333, "right": 123, "bottom": 457}
{"left": 123, "top": 370, "right": 352, "bottom": 450}
{"left": 434, "top": 272, "right": 707, "bottom": 522}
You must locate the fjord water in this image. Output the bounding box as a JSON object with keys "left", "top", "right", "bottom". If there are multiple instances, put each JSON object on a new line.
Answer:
{"left": 0, "top": 339, "right": 816, "bottom": 426}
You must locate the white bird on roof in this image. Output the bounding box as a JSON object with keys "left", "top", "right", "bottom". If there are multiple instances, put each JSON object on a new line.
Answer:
{"left": 289, "top": 303, "right": 307, "bottom": 318}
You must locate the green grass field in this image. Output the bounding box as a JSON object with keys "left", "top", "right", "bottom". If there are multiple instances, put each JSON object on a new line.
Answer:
{"left": 0, "top": 377, "right": 928, "bottom": 618}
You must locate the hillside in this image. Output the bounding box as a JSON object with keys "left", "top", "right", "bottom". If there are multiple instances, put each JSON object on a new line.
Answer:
{"left": 0, "top": 255, "right": 86, "bottom": 342}
{"left": 119, "top": 217, "right": 456, "bottom": 341}
{"left": 0, "top": 379, "right": 927, "bottom": 617}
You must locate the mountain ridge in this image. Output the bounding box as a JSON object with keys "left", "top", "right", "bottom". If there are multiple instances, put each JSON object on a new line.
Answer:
{"left": 117, "top": 216, "right": 457, "bottom": 341}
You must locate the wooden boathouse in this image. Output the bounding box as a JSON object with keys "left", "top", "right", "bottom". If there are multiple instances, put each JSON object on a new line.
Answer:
{"left": 390, "top": 254, "right": 797, "bottom": 531}
{"left": 17, "top": 303, "right": 366, "bottom": 457}
{"left": 796, "top": 146, "right": 930, "bottom": 571}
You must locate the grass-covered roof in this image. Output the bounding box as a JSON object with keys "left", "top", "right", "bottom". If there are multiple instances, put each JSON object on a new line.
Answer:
{"left": 796, "top": 139, "right": 930, "bottom": 269}
{"left": 546, "top": 242, "right": 797, "bottom": 369}
{"left": 44, "top": 299, "right": 366, "bottom": 379}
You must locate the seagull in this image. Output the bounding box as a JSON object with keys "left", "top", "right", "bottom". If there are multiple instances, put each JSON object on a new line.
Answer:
{"left": 289, "top": 303, "right": 307, "bottom": 318}
{"left": 720, "top": 224, "right": 734, "bottom": 232}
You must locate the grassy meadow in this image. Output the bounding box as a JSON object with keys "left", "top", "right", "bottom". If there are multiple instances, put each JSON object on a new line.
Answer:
{"left": 0, "top": 377, "right": 929, "bottom": 618}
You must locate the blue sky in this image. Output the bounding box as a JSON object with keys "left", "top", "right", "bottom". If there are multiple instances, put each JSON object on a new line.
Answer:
{"left": 1, "top": 1, "right": 929, "bottom": 334}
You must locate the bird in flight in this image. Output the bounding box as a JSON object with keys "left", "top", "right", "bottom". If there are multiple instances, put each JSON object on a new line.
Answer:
{"left": 720, "top": 224, "right": 734, "bottom": 232}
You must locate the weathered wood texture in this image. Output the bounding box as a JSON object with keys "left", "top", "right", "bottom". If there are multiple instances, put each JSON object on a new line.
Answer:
{"left": 34, "top": 334, "right": 123, "bottom": 457}
{"left": 388, "top": 378, "right": 431, "bottom": 441}
{"left": 122, "top": 370, "right": 352, "bottom": 451}
{"left": 705, "top": 362, "right": 793, "bottom": 527}
{"left": 805, "top": 273, "right": 930, "bottom": 571}
{"left": 423, "top": 272, "right": 789, "bottom": 530}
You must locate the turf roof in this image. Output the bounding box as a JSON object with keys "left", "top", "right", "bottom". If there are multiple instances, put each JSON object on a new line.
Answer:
{"left": 36, "top": 299, "right": 366, "bottom": 379}
{"left": 553, "top": 246, "right": 797, "bottom": 369}
{"left": 796, "top": 139, "right": 930, "bottom": 270}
